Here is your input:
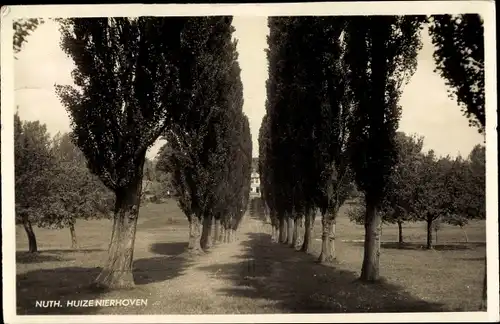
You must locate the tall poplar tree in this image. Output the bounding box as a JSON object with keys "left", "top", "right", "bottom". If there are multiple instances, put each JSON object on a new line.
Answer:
{"left": 201, "top": 46, "right": 247, "bottom": 248}
{"left": 265, "top": 17, "right": 295, "bottom": 244}
{"left": 55, "top": 17, "right": 187, "bottom": 288}
{"left": 428, "top": 14, "right": 485, "bottom": 133}
{"left": 344, "top": 15, "right": 425, "bottom": 281}
{"left": 161, "top": 16, "right": 243, "bottom": 252}
{"left": 258, "top": 113, "right": 280, "bottom": 241}
{"left": 302, "top": 17, "right": 355, "bottom": 261}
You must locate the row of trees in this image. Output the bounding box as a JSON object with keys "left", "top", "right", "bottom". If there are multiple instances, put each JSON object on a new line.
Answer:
{"left": 260, "top": 15, "right": 426, "bottom": 279}
{"left": 153, "top": 18, "right": 252, "bottom": 253}
{"left": 8, "top": 16, "right": 252, "bottom": 289}
{"left": 347, "top": 134, "right": 485, "bottom": 250}
{"left": 14, "top": 114, "right": 114, "bottom": 252}
{"left": 259, "top": 14, "right": 485, "bottom": 286}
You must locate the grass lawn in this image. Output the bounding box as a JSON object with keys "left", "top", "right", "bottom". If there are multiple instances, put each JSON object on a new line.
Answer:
{"left": 15, "top": 199, "right": 486, "bottom": 314}
{"left": 308, "top": 203, "right": 486, "bottom": 312}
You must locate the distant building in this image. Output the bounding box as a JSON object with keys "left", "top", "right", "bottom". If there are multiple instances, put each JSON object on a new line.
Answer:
{"left": 251, "top": 157, "right": 259, "bottom": 172}
{"left": 250, "top": 171, "right": 261, "bottom": 198}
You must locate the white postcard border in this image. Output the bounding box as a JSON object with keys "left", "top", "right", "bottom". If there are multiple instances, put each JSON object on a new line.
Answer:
{"left": 2, "top": 2, "right": 498, "bottom": 323}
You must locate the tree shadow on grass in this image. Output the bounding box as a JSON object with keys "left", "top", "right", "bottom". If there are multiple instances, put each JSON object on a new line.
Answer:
{"left": 16, "top": 249, "right": 106, "bottom": 264}
{"left": 16, "top": 252, "right": 73, "bottom": 264}
{"left": 149, "top": 242, "right": 188, "bottom": 256}
{"left": 350, "top": 242, "right": 485, "bottom": 251}
{"left": 16, "top": 255, "right": 191, "bottom": 315}
{"left": 133, "top": 254, "right": 191, "bottom": 285}
{"left": 17, "top": 266, "right": 105, "bottom": 315}
{"left": 41, "top": 248, "right": 106, "bottom": 253}
{"left": 198, "top": 232, "right": 446, "bottom": 313}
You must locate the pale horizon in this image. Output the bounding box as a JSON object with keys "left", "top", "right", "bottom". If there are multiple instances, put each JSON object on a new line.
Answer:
{"left": 14, "top": 18, "right": 484, "bottom": 160}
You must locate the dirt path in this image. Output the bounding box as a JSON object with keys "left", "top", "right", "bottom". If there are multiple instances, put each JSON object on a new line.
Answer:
{"left": 94, "top": 214, "right": 282, "bottom": 314}
{"left": 97, "top": 214, "right": 443, "bottom": 315}
{"left": 143, "top": 215, "right": 280, "bottom": 314}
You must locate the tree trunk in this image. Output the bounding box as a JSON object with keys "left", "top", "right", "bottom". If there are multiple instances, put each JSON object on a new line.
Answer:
{"left": 480, "top": 258, "right": 487, "bottom": 310}
{"left": 330, "top": 218, "right": 336, "bottom": 258}
{"left": 188, "top": 216, "right": 203, "bottom": 253}
{"left": 22, "top": 214, "right": 37, "bottom": 253}
{"left": 301, "top": 210, "right": 314, "bottom": 253}
{"left": 359, "top": 22, "right": 388, "bottom": 283}
{"left": 318, "top": 211, "right": 336, "bottom": 263}
{"left": 360, "top": 201, "right": 382, "bottom": 282}
{"left": 397, "top": 220, "right": 403, "bottom": 245}
{"left": 286, "top": 217, "right": 294, "bottom": 246}
{"left": 279, "top": 217, "right": 287, "bottom": 243}
{"left": 270, "top": 224, "right": 277, "bottom": 242}
{"left": 291, "top": 216, "right": 299, "bottom": 248}
{"left": 460, "top": 225, "right": 469, "bottom": 243}
{"left": 200, "top": 215, "right": 213, "bottom": 250}
{"left": 70, "top": 222, "right": 78, "bottom": 249}
{"left": 213, "top": 218, "right": 221, "bottom": 244}
{"left": 187, "top": 216, "right": 195, "bottom": 249}
{"left": 295, "top": 215, "right": 304, "bottom": 249}
{"left": 426, "top": 216, "right": 434, "bottom": 250}
{"left": 225, "top": 227, "right": 232, "bottom": 243}
{"left": 94, "top": 176, "right": 143, "bottom": 289}
{"left": 219, "top": 225, "right": 225, "bottom": 243}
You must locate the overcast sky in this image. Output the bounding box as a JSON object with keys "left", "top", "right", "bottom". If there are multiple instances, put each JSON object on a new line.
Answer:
{"left": 14, "top": 17, "right": 484, "bottom": 160}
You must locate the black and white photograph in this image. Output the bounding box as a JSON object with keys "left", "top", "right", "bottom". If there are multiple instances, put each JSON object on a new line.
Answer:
{"left": 1, "top": 2, "right": 498, "bottom": 323}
